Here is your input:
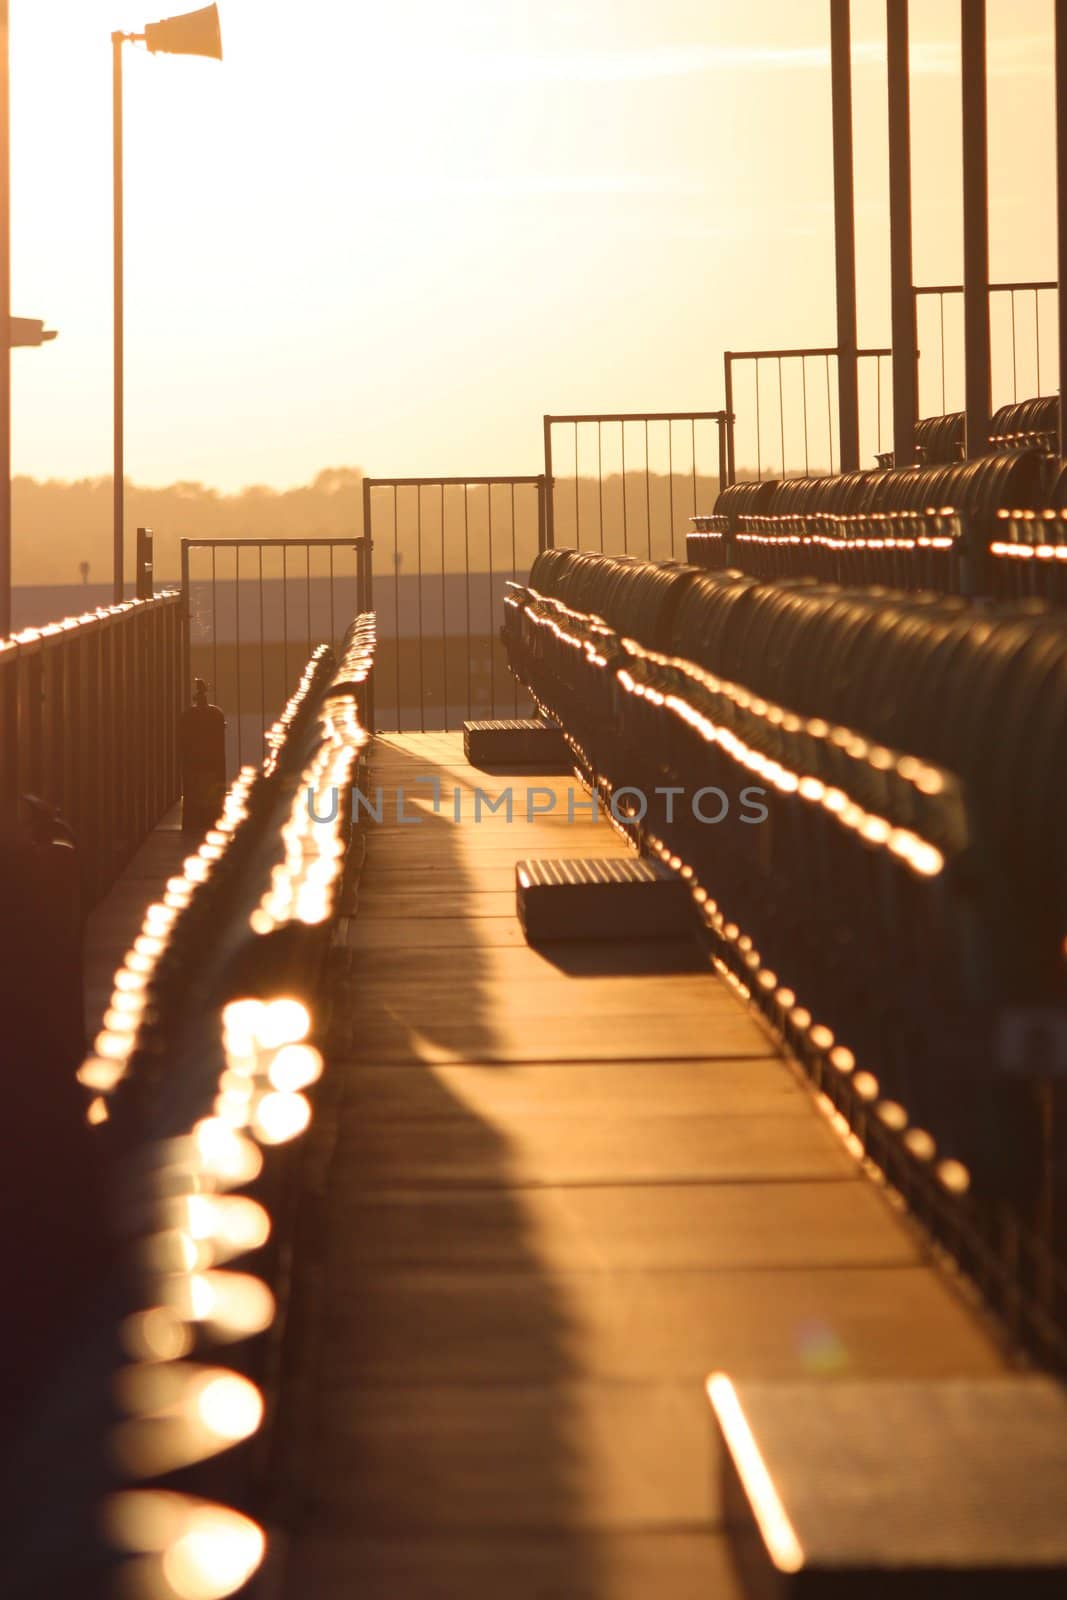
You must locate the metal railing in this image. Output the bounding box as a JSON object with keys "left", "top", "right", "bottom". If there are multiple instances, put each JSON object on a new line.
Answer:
{"left": 362, "top": 474, "right": 544, "bottom": 732}
{"left": 181, "top": 537, "right": 369, "bottom": 773}
{"left": 542, "top": 412, "right": 729, "bottom": 561}
{"left": 0, "top": 591, "right": 183, "bottom": 902}
{"left": 915, "top": 281, "right": 1058, "bottom": 419}
{"left": 723, "top": 348, "right": 892, "bottom": 484}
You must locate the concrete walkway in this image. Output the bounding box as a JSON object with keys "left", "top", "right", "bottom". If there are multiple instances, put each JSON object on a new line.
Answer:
{"left": 275, "top": 732, "right": 1007, "bottom": 1600}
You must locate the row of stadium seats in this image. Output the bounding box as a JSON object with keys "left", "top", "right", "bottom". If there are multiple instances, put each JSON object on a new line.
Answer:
{"left": 689, "top": 447, "right": 1062, "bottom": 598}
{"left": 503, "top": 551, "right": 1066, "bottom": 1236}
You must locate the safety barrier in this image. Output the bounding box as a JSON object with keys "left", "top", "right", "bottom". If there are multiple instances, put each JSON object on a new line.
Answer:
{"left": 0, "top": 616, "right": 375, "bottom": 1594}
{"left": 503, "top": 553, "right": 1067, "bottom": 1369}
{"left": 0, "top": 591, "right": 183, "bottom": 903}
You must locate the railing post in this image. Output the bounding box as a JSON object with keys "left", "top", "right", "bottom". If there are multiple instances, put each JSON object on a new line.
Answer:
{"left": 361, "top": 473, "right": 372, "bottom": 589}
{"left": 723, "top": 358, "right": 736, "bottom": 487}
{"left": 135, "top": 526, "right": 154, "bottom": 599}
{"left": 716, "top": 410, "right": 729, "bottom": 500}
{"left": 542, "top": 416, "right": 556, "bottom": 547}
{"left": 1057, "top": 0, "right": 1067, "bottom": 456}
{"left": 887, "top": 0, "right": 917, "bottom": 465}
{"left": 831, "top": 0, "right": 861, "bottom": 472}
{"left": 180, "top": 538, "right": 191, "bottom": 714}
{"left": 961, "top": 0, "right": 991, "bottom": 457}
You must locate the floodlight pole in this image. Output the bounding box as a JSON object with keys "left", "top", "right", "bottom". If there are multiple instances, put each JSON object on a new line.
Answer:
{"left": 113, "top": 33, "right": 127, "bottom": 602}
{"left": 830, "top": 0, "right": 860, "bottom": 474}
{"left": 112, "top": 12, "right": 222, "bottom": 603}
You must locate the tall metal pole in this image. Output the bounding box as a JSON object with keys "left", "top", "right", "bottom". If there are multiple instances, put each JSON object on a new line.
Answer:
{"left": 0, "top": 2, "right": 11, "bottom": 636}
{"left": 113, "top": 34, "right": 125, "bottom": 601}
{"left": 961, "top": 0, "right": 991, "bottom": 458}
{"left": 1056, "top": 0, "right": 1067, "bottom": 457}
{"left": 830, "top": 0, "right": 860, "bottom": 473}
{"left": 887, "top": 0, "right": 917, "bottom": 465}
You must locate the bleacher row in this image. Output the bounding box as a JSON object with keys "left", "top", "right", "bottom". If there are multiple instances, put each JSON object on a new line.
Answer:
{"left": 502, "top": 549, "right": 1066, "bottom": 1354}
{"left": 690, "top": 395, "right": 1067, "bottom": 601}
{"left": 1, "top": 619, "right": 375, "bottom": 1595}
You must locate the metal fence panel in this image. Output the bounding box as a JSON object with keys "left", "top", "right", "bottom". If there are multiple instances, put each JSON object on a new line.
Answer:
{"left": 543, "top": 412, "right": 728, "bottom": 560}
{"left": 363, "top": 476, "right": 543, "bottom": 732}
{"left": 180, "top": 537, "right": 367, "bottom": 771}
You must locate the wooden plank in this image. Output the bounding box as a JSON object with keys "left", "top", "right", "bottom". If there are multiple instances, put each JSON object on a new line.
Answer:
{"left": 332, "top": 1181, "right": 922, "bottom": 1272}
{"left": 317, "top": 1266, "right": 1005, "bottom": 1385}
{"left": 342, "top": 915, "right": 531, "bottom": 950}
{"left": 344, "top": 1008, "right": 773, "bottom": 1062}
{"left": 329, "top": 1060, "right": 807, "bottom": 1119}
{"left": 289, "top": 1531, "right": 742, "bottom": 1600}
{"left": 333, "top": 1111, "right": 855, "bottom": 1186}
{"left": 287, "top": 1380, "right": 711, "bottom": 1531}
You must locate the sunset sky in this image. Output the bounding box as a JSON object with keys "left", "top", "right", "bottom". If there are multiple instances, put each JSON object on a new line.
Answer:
{"left": 7, "top": 0, "right": 1058, "bottom": 493}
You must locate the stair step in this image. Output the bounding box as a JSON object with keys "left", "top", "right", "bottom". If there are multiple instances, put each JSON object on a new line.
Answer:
{"left": 707, "top": 1374, "right": 1067, "bottom": 1598}
{"left": 463, "top": 718, "right": 570, "bottom": 768}
{"left": 516, "top": 857, "right": 692, "bottom": 942}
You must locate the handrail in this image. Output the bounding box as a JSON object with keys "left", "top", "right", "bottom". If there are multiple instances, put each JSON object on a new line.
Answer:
{"left": 0, "top": 589, "right": 183, "bottom": 902}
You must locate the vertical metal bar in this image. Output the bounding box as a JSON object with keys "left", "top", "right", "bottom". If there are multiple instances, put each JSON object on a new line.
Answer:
{"left": 1035, "top": 288, "right": 1042, "bottom": 395}
{"left": 304, "top": 540, "right": 311, "bottom": 659}
{"left": 280, "top": 541, "right": 289, "bottom": 700}
{"left": 961, "top": 0, "right": 991, "bottom": 458}
{"left": 487, "top": 483, "right": 495, "bottom": 715}
{"left": 1010, "top": 291, "right": 1018, "bottom": 401}
{"left": 755, "top": 360, "right": 763, "bottom": 480}
{"left": 723, "top": 355, "right": 736, "bottom": 486}
{"left": 667, "top": 420, "right": 675, "bottom": 553}
{"left": 112, "top": 34, "right": 125, "bottom": 601}
{"left": 691, "top": 417, "right": 697, "bottom": 516}
{"left": 888, "top": 0, "right": 917, "bottom": 465}
{"left": 598, "top": 421, "right": 604, "bottom": 551}
{"left": 574, "top": 421, "right": 580, "bottom": 548}
{"left": 777, "top": 357, "right": 786, "bottom": 479}
{"left": 258, "top": 543, "right": 266, "bottom": 749}
{"left": 542, "top": 416, "right": 555, "bottom": 549}
{"left": 415, "top": 487, "right": 425, "bottom": 732}
{"left": 826, "top": 356, "right": 835, "bottom": 474}
{"left": 210, "top": 544, "right": 218, "bottom": 701}
{"left": 621, "top": 422, "right": 628, "bottom": 553}
{"left": 235, "top": 545, "right": 243, "bottom": 767}
{"left": 644, "top": 418, "right": 652, "bottom": 558}
{"left": 831, "top": 0, "right": 861, "bottom": 472}
{"left": 0, "top": 1, "right": 10, "bottom": 637}
{"left": 801, "top": 362, "right": 810, "bottom": 474}
{"left": 511, "top": 480, "right": 518, "bottom": 714}
{"left": 440, "top": 483, "right": 447, "bottom": 731}
{"left": 180, "top": 538, "right": 191, "bottom": 711}
{"left": 329, "top": 541, "right": 336, "bottom": 644}
{"left": 463, "top": 481, "right": 472, "bottom": 718}
{"left": 392, "top": 486, "right": 401, "bottom": 729}
{"left": 939, "top": 292, "right": 946, "bottom": 414}
{"left": 717, "top": 414, "right": 728, "bottom": 511}
{"left": 1062, "top": 6, "right": 1067, "bottom": 451}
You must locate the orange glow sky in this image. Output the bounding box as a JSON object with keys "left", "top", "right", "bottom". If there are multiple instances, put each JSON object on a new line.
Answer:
{"left": 7, "top": 0, "right": 1057, "bottom": 491}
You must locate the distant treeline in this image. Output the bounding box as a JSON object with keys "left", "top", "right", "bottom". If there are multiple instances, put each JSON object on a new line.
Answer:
{"left": 12, "top": 468, "right": 365, "bottom": 587}
{"left": 12, "top": 467, "right": 726, "bottom": 586}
